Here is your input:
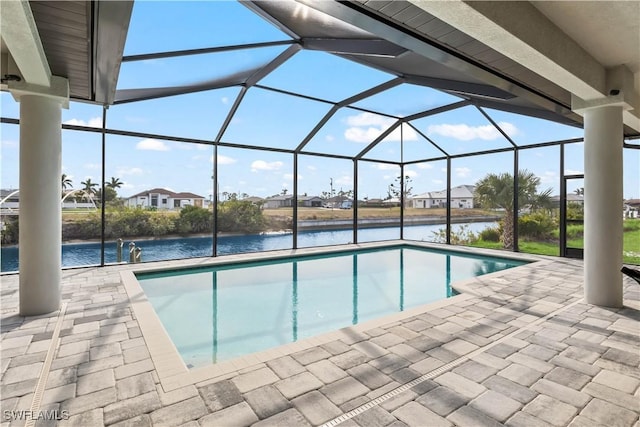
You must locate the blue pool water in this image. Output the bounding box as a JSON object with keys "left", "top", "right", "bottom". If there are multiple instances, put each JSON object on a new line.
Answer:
{"left": 137, "top": 245, "right": 526, "bottom": 368}
{"left": 0, "top": 222, "right": 494, "bottom": 272}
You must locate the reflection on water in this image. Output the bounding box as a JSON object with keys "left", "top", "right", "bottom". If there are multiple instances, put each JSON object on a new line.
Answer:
{"left": 1, "top": 222, "right": 495, "bottom": 272}
{"left": 139, "top": 246, "right": 524, "bottom": 368}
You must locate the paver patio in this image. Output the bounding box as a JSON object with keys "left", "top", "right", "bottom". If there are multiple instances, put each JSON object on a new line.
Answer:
{"left": 1, "top": 243, "right": 639, "bottom": 426}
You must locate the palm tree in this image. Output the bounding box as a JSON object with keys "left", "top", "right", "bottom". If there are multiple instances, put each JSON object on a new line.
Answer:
{"left": 61, "top": 174, "right": 73, "bottom": 191}
{"left": 80, "top": 178, "right": 99, "bottom": 196}
{"left": 474, "top": 170, "right": 550, "bottom": 249}
{"left": 106, "top": 177, "right": 123, "bottom": 189}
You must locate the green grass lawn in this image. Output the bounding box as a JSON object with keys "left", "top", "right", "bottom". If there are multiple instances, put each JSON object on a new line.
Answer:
{"left": 469, "top": 219, "right": 639, "bottom": 264}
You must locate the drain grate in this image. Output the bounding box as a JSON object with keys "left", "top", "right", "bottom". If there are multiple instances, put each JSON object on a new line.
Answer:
{"left": 25, "top": 302, "right": 67, "bottom": 427}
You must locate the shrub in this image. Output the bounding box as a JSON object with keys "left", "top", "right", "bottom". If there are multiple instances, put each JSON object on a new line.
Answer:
{"left": 479, "top": 227, "right": 501, "bottom": 242}
{"left": 566, "top": 202, "right": 584, "bottom": 220}
{"left": 217, "top": 200, "right": 267, "bottom": 233}
{"left": 175, "top": 205, "right": 212, "bottom": 234}
{"left": 431, "top": 224, "right": 477, "bottom": 245}
{"left": 518, "top": 212, "right": 557, "bottom": 240}
{"left": 1, "top": 215, "right": 19, "bottom": 244}
{"left": 149, "top": 213, "right": 175, "bottom": 236}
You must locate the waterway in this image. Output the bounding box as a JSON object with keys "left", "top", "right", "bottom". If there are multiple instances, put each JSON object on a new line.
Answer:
{"left": 1, "top": 222, "right": 494, "bottom": 273}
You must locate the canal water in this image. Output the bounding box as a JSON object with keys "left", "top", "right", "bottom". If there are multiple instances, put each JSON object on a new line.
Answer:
{"left": 1, "top": 222, "right": 494, "bottom": 272}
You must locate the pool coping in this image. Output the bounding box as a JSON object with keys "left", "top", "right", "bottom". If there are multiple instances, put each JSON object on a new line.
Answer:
{"left": 121, "top": 240, "right": 543, "bottom": 391}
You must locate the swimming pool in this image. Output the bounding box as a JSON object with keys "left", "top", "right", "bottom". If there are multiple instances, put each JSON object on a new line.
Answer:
{"left": 135, "top": 244, "right": 527, "bottom": 369}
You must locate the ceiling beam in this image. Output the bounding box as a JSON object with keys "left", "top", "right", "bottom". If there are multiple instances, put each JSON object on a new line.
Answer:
{"left": 1, "top": 0, "right": 51, "bottom": 86}
{"left": 93, "top": 0, "right": 134, "bottom": 105}
{"left": 303, "top": 38, "right": 407, "bottom": 58}
{"left": 408, "top": 0, "right": 639, "bottom": 132}
{"left": 298, "top": 0, "right": 574, "bottom": 120}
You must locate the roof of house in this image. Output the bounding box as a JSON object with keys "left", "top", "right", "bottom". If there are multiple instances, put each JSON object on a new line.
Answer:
{"left": 265, "top": 194, "right": 293, "bottom": 201}
{"left": 414, "top": 185, "right": 476, "bottom": 200}
{"left": 128, "top": 188, "right": 204, "bottom": 199}
{"left": 173, "top": 192, "right": 204, "bottom": 199}
{"left": 550, "top": 194, "right": 585, "bottom": 202}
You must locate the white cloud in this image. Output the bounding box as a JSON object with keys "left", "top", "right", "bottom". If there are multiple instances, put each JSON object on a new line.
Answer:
{"left": 325, "top": 135, "right": 335, "bottom": 142}
{"left": 83, "top": 163, "right": 100, "bottom": 170}
{"left": 346, "top": 112, "right": 391, "bottom": 127}
{"left": 455, "top": 167, "right": 471, "bottom": 178}
{"left": 116, "top": 167, "right": 143, "bottom": 176}
{"left": 416, "top": 163, "right": 433, "bottom": 169}
{"left": 345, "top": 126, "right": 385, "bottom": 143}
{"left": 344, "top": 113, "right": 419, "bottom": 143}
{"left": 427, "top": 121, "right": 519, "bottom": 141}
{"left": 251, "top": 160, "right": 283, "bottom": 172}
{"left": 432, "top": 179, "right": 444, "bottom": 185}
{"left": 496, "top": 121, "right": 519, "bottom": 137}
{"left": 136, "top": 138, "right": 170, "bottom": 151}
{"left": 387, "top": 125, "right": 418, "bottom": 142}
{"left": 212, "top": 154, "right": 236, "bottom": 165}
{"left": 374, "top": 163, "right": 399, "bottom": 171}
{"left": 63, "top": 117, "right": 103, "bottom": 128}
{"left": 221, "top": 97, "right": 229, "bottom": 104}
{"left": 405, "top": 170, "right": 418, "bottom": 178}
{"left": 307, "top": 165, "right": 317, "bottom": 171}
{"left": 344, "top": 112, "right": 402, "bottom": 143}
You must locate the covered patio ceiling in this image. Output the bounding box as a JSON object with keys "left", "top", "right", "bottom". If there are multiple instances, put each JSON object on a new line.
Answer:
{"left": 3, "top": 0, "right": 638, "bottom": 139}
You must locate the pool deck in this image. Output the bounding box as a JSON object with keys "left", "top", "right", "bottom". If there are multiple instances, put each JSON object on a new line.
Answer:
{"left": 1, "top": 241, "right": 639, "bottom": 427}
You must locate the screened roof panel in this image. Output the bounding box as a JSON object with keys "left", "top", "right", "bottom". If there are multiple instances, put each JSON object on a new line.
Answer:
{"left": 564, "top": 142, "right": 584, "bottom": 175}
{"left": 62, "top": 102, "right": 104, "bottom": 128}
{"left": 217, "top": 146, "right": 293, "bottom": 199}
{"left": 117, "top": 46, "right": 288, "bottom": 90}
{"left": 401, "top": 124, "right": 448, "bottom": 162}
{"left": 107, "top": 88, "right": 241, "bottom": 141}
{"left": 222, "top": 87, "right": 331, "bottom": 150}
{"left": 258, "top": 50, "right": 394, "bottom": 103}
{"left": 123, "top": 1, "right": 292, "bottom": 56}
{"left": 481, "top": 108, "right": 583, "bottom": 146}
{"left": 410, "top": 105, "right": 514, "bottom": 155}
{"left": 365, "top": 123, "right": 448, "bottom": 163}
{"left": 362, "top": 138, "right": 401, "bottom": 163}
{"left": 302, "top": 108, "right": 398, "bottom": 157}
{"left": 351, "top": 83, "right": 462, "bottom": 117}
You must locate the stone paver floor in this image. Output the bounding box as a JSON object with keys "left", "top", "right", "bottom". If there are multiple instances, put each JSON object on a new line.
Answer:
{"left": 1, "top": 245, "right": 639, "bottom": 427}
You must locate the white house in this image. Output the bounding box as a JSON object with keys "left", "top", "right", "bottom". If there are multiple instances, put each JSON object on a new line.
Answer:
{"left": 413, "top": 185, "right": 476, "bottom": 209}
{"left": 263, "top": 194, "right": 293, "bottom": 209}
{"left": 299, "top": 196, "right": 323, "bottom": 207}
{"left": 126, "top": 188, "right": 205, "bottom": 210}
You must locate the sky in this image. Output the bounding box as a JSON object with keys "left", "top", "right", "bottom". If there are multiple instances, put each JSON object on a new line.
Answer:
{"left": 1, "top": 0, "right": 639, "bottom": 201}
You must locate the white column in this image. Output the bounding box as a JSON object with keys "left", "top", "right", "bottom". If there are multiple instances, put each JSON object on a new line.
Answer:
{"left": 583, "top": 106, "right": 623, "bottom": 307}
{"left": 19, "top": 95, "right": 63, "bottom": 315}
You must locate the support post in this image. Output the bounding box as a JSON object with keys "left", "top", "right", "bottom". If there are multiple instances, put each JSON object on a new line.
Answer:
{"left": 17, "top": 94, "right": 66, "bottom": 315}
{"left": 583, "top": 106, "right": 624, "bottom": 307}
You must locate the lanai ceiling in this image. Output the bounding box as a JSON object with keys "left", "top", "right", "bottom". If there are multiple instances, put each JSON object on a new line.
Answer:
{"left": 2, "top": 0, "right": 639, "bottom": 136}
